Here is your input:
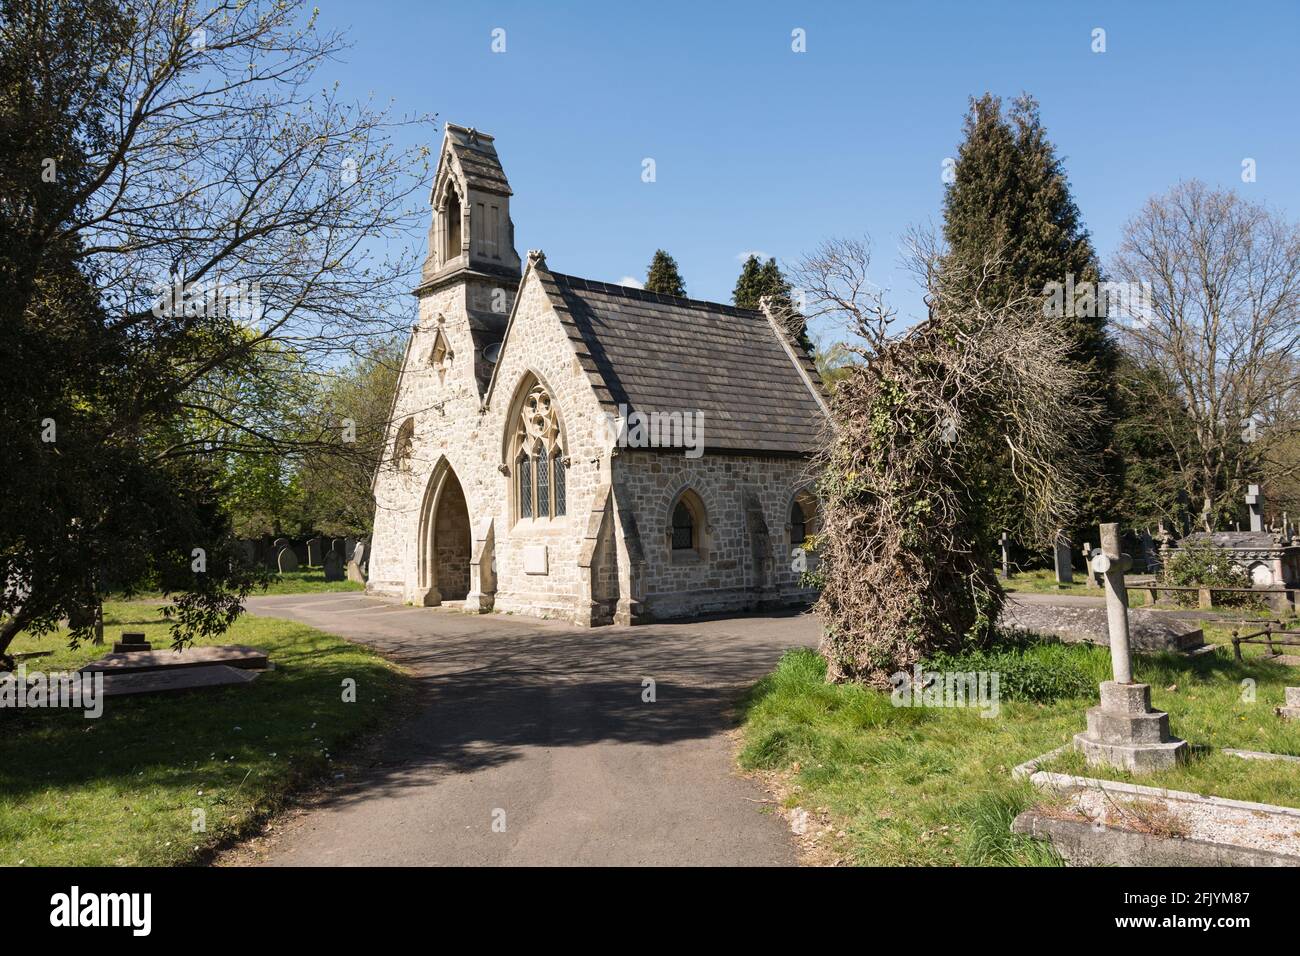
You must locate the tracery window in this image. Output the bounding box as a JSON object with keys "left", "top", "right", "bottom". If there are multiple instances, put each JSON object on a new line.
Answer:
{"left": 393, "top": 417, "right": 415, "bottom": 471}
{"left": 511, "top": 383, "right": 566, "bottom": 521}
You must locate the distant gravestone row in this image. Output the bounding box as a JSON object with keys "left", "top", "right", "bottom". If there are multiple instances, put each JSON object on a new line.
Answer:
{"left": 230, "top": 535, "right": 369, "bottom": 581}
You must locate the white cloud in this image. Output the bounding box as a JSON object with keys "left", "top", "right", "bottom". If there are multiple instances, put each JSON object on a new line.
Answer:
{"left": 735, "top": 250, "right": 770, "bottom": 263}
{"left": 617, "top": 275, "right": 644, "bottom": 289}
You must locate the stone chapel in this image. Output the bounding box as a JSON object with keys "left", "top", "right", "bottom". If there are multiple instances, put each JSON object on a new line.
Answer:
{"left": 367, "top": 124, "right": 829, "bottom": 625}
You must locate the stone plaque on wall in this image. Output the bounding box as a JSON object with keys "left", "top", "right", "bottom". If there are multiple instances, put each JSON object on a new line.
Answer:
{"left": 523, "top": 545, "right": 549, "bottom": 575}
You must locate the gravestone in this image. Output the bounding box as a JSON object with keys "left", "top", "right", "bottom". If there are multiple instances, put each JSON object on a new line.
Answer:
{"left": 235, "top": 539, "right": 257, "bottom": 567}
{"left": 273, "top": 536, "right": 289, "bottom": 551}
{"left": 306, "top": 537, "right": 323, "bottom": 567}
{"left": 113, "top": 630, "right": 152, "bottom": 654}
{"left": 346, "top": 540, "right": 367, "bottom": 583}
{"left": 1073, "top": 522, "right": 1187, "bottom": 773}
{"left": 998, "top": 532, "right": 1010, "bottom": 580}
{"left": 331, "top": 537, "right": 344, "bottom": 558}
{"left": 1080, "top": 542, "right": 1098, "bottom": 588}
{"left": 1246, "top": 484, "right": 1264, "bottom": 533}
{"left": 345, "top": 536, "right": 357, "bottom": 561}
{"left": 1053, "top": 532, "right": 1073, "bottom": 585}
{"left": 323, "top": 548, "right": 345, "bottom": 581}
{"left": 1279, "top": 688, "right": 1300, "bottom": 721}
{"left": 277, "top": 547, "right": 299, "bottom": 573}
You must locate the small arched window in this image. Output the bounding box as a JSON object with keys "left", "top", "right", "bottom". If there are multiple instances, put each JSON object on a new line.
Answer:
{"left": 668, "top": 489, "right": 706, "bottom": 562}
{"left": 444, "top": 189, "right": 462, "bottom": 262}
{"left": 672, "top": 502, "right": 694, "bottom": 551}
{"left": 393, "top": 417, "right": 415, "bottom": 471}
{"left": 790, "top": 489, "right": 819, "bottom": 547}
{"left": 509, "top": 382, "right": 566, "bottom": 521}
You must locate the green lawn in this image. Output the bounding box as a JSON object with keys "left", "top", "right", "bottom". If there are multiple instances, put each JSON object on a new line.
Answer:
{"left": 113, "top": 569, "right": 364, "bottom": 602}
{"left": 738, "top": 639, "right": 1300, "bottom": 866}
{"left": 0, "top": 601, "right": 411, "bottom": 866}
{"left": 1002, "top": 569, "right": 1149, "bottom": 606}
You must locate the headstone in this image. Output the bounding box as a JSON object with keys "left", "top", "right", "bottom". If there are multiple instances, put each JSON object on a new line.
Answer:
{"left": 1053, "top": 532, "right": 1073, "bottom": 585}
{"left": 346, "top": 540, "right": 367, "bottom": 583}
{"left": 235, "top": 539, "right": 257, "bottom": 566}
{"left": 277, "top": 547, "right": 299, "bottom": 573}
{"left": 345, "top": 536, "right": 357, "bottom": 561}
{"left": 1279, "top": 687, "right": 1300, "bottom": 722}
{"left": 331, "top": 538, "right": 344, "bottom": 558}
{"left": 1073, "top": 522, "right": 1187, "bottom": 773}
{"left": 323, "top": 548, "right": 345, "bottom": 581}
{"left": 273, "top": 536, "right": 289, "bottom": 551}
{"left": 306, "top": 537, "right": 324, "bottom": 567}
{"left": 999, "top": 532, "right": 1010, "bottom": 580}
{"left": 113, "top": 630, "right": 152, "bottom": 654}
{"left": 1080, "top": 542, "right": 1095, "bottom": 588}
{"left": 1246, "top": 484, "right": 1264, "bottom": 533}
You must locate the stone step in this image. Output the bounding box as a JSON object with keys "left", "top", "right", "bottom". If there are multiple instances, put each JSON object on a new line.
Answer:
{"left": 1086, "top": 706, "right": 1172, "bottom": 745}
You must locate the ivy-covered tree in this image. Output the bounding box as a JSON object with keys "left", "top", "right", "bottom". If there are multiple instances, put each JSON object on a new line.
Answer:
{"left": 942, "top": 93, "right": 1119, "bottom": 546}
{"left": 644, "top": 249, "right": 686, "bottom": 297}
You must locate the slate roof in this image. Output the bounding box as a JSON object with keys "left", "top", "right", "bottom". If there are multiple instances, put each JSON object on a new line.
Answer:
{"left": 443, "top": 124, "right": 512, "bottom": 195}
{"left": 534, "top": 268, "right": 828, "bottom": 456}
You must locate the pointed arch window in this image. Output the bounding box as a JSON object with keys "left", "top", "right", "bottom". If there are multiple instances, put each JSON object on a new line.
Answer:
{"left": 393, "top": 417, "right": 415, "bottom": 472}
{"left": 509, "top": 382, "right": 567, "bottom": 522}
{"left": 668, "top": 488, "right": 707, "bottom": 563}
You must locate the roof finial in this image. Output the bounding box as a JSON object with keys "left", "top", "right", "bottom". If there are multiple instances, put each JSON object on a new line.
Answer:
{"left": 527, "top": 249, "right": 547, "bottom": 268}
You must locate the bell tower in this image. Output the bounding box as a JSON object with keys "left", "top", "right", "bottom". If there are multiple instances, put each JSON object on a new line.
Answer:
{"left": 416, "top": 125, "right": 522, "bottom": 393}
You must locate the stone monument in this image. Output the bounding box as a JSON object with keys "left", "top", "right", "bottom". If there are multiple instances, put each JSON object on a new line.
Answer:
{"left": 1053, "top": 531, "right": 1073, "bottom": 585}
{"left": 306, "top": 537, "right": 323, "bottom": 567}
{"left": 999, "top": 531, "right": 1010, "bottom": 580}
{"left": 1073, "top": 522, "right": 1187, "bottom": 773}
{"left": 277, "top": 547, "right": 299, "bottom": 573}
{"left": 323, "top": 548, "right": 345, "bottom": 581}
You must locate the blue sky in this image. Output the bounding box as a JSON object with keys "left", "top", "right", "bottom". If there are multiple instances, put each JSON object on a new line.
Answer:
{"left": 316, "top": 0, "right": 1300, "bottom": 336}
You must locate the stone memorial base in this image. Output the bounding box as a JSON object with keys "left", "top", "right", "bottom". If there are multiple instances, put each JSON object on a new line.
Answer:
{"left": 1278, "top": 687, "right": 1300, "bottom": 721}
{"left": 112, "top": 631, "right": 152, "bottom": 654}
{"left": 1074, "top": 681, "right": 1188, "bottom": 773}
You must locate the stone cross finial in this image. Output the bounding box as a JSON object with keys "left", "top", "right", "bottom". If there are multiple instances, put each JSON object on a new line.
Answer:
{"left": 1092, "top": 523, "right": 1134, "bottom": 683}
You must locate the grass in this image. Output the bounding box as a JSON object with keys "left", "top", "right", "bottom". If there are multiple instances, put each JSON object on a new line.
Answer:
{"left": 0, "top": 600, "right": 412, "bottom": 866}
{"left": 110, "top": 568, "right": 364, "bottom": 602}
{"left": 737, "top": 638, "right": 1300, "bottom": 866}
{"left": 1002, "top": 569, "right": 1149, "bottom": 606}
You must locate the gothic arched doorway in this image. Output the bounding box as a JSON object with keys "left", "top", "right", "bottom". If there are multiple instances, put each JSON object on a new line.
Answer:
{"left": 414, "top": 459, "right": 472, "bottom": 606}
{"left": 433, "top": 469, "right": 471, "bottom": 602}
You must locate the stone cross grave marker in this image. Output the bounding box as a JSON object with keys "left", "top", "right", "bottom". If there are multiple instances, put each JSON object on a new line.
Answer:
{"left": 1081, "top": 541, "right": 1098, "bottom": 588}
{"left": 999, "top": 532, "right": 1010, "bottom": 579}
{"left": 1246, "top": 484, "right": 1264, "bottom": 533}
{"left": 1074, "top": 522, "right": 1187, "bottom": 773}
{"left": 1053, "top": 531, "right": 1073, "bottom": 585}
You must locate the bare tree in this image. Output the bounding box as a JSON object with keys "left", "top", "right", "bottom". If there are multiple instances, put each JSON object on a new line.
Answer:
{"left": 1111, "top": 180, "right": 1300, "bottom": 528}
{"left": 0, "top": 0, "right": 431, "bottom": 659}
